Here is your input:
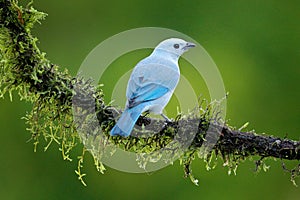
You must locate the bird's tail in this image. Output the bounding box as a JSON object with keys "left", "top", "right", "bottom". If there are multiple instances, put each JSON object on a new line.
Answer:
{"left": 110, "top": 105, "right": 144, "bottom": 137}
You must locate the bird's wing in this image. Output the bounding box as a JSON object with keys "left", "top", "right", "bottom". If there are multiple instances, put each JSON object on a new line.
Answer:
{"left": 126, "top": 63, "right": 180, "bottom": 108}
{"left": 127, "top": 83, "right": 169, "bottom": 108}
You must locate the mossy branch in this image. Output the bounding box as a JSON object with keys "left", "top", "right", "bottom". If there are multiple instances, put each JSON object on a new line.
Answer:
{"left": 1, "top": 0, "right": 299, "bottom": 186}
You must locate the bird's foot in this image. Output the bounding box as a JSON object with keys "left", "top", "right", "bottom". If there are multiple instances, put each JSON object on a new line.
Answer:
{"left": 161, "top": 113, "right": 172, "bottom": 123}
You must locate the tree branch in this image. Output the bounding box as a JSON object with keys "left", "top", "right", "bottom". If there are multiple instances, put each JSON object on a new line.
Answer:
{"left": 0, "top": 0, "right": 299, "bottom": 186}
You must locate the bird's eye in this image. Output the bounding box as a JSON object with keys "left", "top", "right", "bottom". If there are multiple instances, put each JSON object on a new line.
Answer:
{"left": 173, "top": 44, "right": 180, "bottom": 49}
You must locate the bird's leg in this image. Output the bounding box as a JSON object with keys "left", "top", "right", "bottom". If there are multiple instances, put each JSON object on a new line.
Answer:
{"left": 161, "top": 113, "right": 172, "bottom": 123}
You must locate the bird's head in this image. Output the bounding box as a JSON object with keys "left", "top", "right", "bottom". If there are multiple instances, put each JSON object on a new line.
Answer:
{"left": 154, "top": 38, "right": 196, "bottom": 57}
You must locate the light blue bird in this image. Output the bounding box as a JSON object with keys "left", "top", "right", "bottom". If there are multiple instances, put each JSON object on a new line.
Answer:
{"left": 110, "top": 38, "right": 196, "bottom": 137}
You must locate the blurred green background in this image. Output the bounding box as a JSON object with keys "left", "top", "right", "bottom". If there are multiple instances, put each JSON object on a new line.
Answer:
{"left": 1, "top": 0, "right": 300, "bottom": 199}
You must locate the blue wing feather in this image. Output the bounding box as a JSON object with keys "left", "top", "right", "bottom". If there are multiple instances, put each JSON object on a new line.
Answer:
{"left": 128, "top": 83, "right": 169, "bottom": 108}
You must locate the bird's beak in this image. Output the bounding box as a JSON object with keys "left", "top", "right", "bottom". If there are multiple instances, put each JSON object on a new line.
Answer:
{"left": 186, "top": 42, "right": 196, "bottom": 48}
{"left": 183, "top": 42, "right": 196, "bottom": 50}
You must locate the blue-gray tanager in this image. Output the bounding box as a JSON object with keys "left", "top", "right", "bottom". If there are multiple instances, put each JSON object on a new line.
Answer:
{"left": 110, "top": 38, "right": 195, "bottom": 137}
